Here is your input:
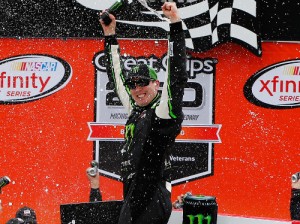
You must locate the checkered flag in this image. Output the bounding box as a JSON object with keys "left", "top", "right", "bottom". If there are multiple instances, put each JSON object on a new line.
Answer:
{"left": 181, "top": 0, "right": 262, "bottom": 56}
{"left": 117, "top": 0, "right": 261, "bottom": 56}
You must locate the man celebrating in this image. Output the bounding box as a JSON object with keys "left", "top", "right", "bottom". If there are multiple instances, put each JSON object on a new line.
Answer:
{"left": 100, "top": 2, "right": 187, "bottom": 223}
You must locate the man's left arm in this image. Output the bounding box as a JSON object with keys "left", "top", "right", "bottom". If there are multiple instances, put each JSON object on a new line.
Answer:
{"left": 156, "top": 20, "right": 188, "bottom": 119}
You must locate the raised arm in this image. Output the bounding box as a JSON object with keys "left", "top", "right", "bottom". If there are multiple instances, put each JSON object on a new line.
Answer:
{"left": 156, "top": 2, "right": 188, "bottom": 119}
{"left": 100, "top": 12, "right": 132, "bottom": 113}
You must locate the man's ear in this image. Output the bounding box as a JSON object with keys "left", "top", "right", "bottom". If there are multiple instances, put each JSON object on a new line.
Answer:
{"left": 154, "top": 80, "right": 160, "bottom": 90}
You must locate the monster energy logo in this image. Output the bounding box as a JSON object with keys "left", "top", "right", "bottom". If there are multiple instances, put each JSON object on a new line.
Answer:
{"left": 186, "top": 214, "right": 212, "bottom": 224}
{"left": 125, "top": 123, "right": 135, "bottom": 140}
{"left": 132, "top": 65, "right": 140, "bottom": 73}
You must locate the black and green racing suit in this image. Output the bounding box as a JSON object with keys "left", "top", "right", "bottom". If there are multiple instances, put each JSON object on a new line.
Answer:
{"left": 104, "top": 21, "right": 187, "bottom": 224}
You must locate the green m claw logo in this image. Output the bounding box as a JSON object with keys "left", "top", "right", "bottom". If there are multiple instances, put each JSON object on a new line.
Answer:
{"left": 125, "top": 123, "right": 135, "bottom": 140}
{"left": 186, "top": 214, "right": 212, "bottom": 224}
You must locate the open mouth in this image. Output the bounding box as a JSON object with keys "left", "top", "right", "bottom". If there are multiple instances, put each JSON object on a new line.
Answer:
{"left": 137, "top": 94, "right": 146, "bottom": 98}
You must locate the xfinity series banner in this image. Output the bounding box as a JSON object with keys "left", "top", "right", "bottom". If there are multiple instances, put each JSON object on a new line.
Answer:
{"left": 1, "top": 38, "right": 300, "bottom": 223}
{"left": 88, "top": 50, "right": 221, "bottom": 184}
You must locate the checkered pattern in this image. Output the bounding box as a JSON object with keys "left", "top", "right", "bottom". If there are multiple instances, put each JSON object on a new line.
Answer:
{"left": 180, "top": 0, "right": 261, "bottom": 56}
{"left": 119, "top": 0, "right": 261, "bottom": 56}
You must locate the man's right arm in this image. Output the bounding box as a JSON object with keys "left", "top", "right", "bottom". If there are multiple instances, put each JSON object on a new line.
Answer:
{"left": 101, "top": 13, "right": 132, "bottom": 112}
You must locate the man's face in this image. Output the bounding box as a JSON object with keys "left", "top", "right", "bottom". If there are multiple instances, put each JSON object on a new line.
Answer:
{"left": 128, "top": 78, "right": 159, "bottom": 107}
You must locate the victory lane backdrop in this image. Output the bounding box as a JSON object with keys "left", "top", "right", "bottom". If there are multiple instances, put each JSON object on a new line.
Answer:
{"left": 0, "top": 39, "right": 123, "bottom": 224}
{"left": 1, "top": 37, "right": 300, "bottom": 223}
{"left": 0, "top": 0, "right": 300, "bottom": 223}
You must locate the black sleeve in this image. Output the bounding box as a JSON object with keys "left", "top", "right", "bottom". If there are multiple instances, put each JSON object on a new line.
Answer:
{"left": 89, "top": 188, "right": 102, "bottom": 202}
{"left": 169, "top": 21, "right": 188, "bottom": 83}
{"left": 290, "top": 188, "right": 300, "bottom": 220}
{"left": 167, "top": 21, "right": 188, "bottom": 118}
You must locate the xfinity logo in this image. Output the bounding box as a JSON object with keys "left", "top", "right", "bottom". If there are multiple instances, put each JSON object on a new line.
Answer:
{"left": 0, "top": 54, "right": 72, "bottom": 104}
{"left": 244, "top": 59, "right": 300, "bottom": 109}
